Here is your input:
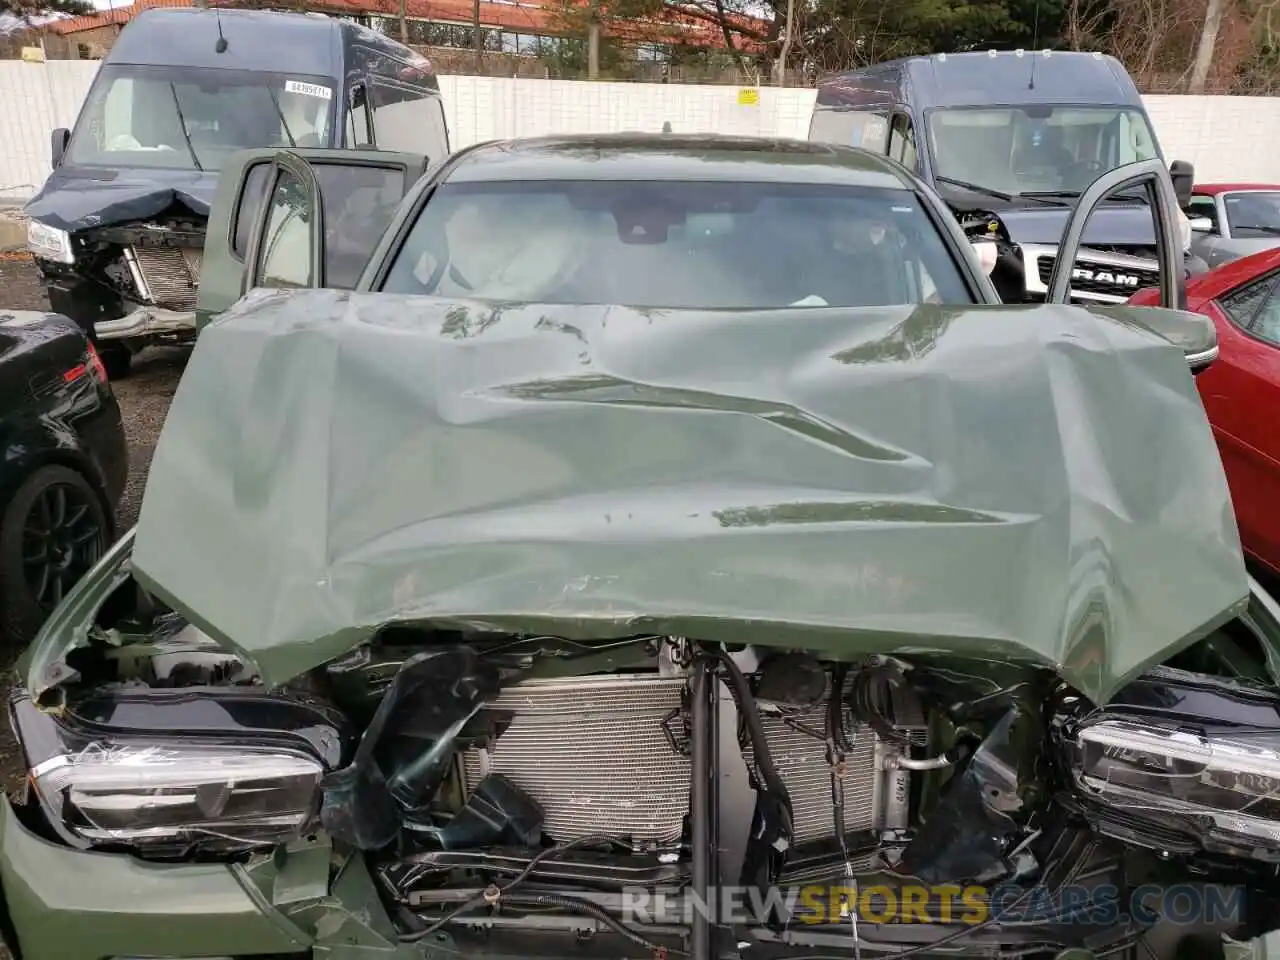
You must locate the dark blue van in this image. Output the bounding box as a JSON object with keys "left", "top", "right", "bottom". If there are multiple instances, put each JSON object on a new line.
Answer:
{"left": 808, "top": 51, "right": 1204, "bottom": 304}
{"left": 24, "top": 7, "right": 449, "bottom": 375}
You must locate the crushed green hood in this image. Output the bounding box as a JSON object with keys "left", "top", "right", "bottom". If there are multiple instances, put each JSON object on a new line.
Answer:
{"left": 131, "top": 290, "right": 1247, "bottom": 704}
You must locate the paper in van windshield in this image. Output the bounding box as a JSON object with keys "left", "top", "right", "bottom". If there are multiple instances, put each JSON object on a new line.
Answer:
{"left": 285, "top": 80, "right": 333, "bottom": 100}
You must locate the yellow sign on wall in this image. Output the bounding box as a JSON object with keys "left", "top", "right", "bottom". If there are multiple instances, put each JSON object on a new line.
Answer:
{"left": 21, "top": 46, "right": 45, "bottom": 63}
{"left": 737, "top": 88, "right": 759, "bottom": 106}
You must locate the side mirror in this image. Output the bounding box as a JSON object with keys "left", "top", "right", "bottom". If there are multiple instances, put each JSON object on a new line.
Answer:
{"left": 50, "top": 128, "right": 70, "bottom": 168}
{"left": 1169, "top": 160, "right": 1194, "bottom": 209}
{"left": 1188, "top": 216, "right": 1213, "bottom": 234}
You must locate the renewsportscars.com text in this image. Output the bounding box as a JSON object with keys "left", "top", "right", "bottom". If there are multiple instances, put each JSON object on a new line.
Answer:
{"left": 616, "top": 883, "right": 1245, "bottom": 927}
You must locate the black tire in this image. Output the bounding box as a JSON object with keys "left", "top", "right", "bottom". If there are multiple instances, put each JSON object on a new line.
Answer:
{"left": 98, "top": 342, "right": 133, "bottom": 380}
{"left": 0, "top": 465, "right": 108, "bottom": 647}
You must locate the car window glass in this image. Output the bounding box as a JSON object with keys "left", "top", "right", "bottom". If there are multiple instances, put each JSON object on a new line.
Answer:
{"left": 234, "top": 161, "right": 273, "bottom": 259}
{"left": 1255, "top": 293, "right": 1280, "bottom": 346}
{"left": 1219, "top": 274, "right": 1279, "bottom": 331}
{"left": 1188, "top": 197, "right": 1219, "bottom": 232}
{"left": 321, "top": 165, "right": 407, "bottom": 288}
{"left": 346, "top": 84, "right": 371, "bottom": 147}
{"left": 370, "top": 80, "right": 448, "bottom": 161}
{"left": 809, "top": 109, "right": 889, "bottom": 152}
{"left": 1116, "top": 110, "right": 1157, "bottom": 164}
{"left": 1224, "top": 192, "right": 1280, "bottom": 239}
{"left": 888, "top": 114, "right": 917, "bottom": 170}
{"left": 381, "top": 180, "right": 974, "bottom": 309}
{"left": 235, "top": 161, "right": 405, "bottom": 288}
{"left": 255, "top": 167, "right": 314, "bottom": 288}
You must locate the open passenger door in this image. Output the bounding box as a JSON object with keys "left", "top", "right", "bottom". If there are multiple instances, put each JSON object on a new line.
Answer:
{"left": 1046, "top": 158, "right": 1218, "bottom": 372}
{"left": 195, "top": 147, "right": 430, "bottom": 330}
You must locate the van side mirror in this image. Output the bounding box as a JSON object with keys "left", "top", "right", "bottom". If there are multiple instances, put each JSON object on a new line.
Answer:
{"left": 1169, "top": 160, "right": 1194, "bottom": 209}
{"left": 50, "top": 128, "right": 70, "bottom": 168}
{"left": 1188, "top": 216, "right": 1213, "bottom": 234}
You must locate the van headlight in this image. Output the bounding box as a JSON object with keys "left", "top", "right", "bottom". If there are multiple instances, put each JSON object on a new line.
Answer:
{"left": 1069, "top": 718, "right": 1280, "bottom": 858}
{"left": 11, "top": 694, "right": 331, "bottom": 856}
{"left": 26, "top": 220, "right": 74, "bottom": 264}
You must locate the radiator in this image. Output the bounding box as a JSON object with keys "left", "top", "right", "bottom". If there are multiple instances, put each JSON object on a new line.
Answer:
{"left": 460, "top": 675, "right": 691, "bottom": 846}
{"left": 747, "top": 676, "right": 927, "bottom": 845}
{"left": 754, "top": 713, "right": 881, "bottom": 844}
{"left": 125, "top": 245, "right": 202, "bottom": 311}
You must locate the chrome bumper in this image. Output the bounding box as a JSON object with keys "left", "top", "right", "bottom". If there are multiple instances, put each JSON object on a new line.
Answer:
{"left": 94, "top": 305, "right": 197, "bottom": 342}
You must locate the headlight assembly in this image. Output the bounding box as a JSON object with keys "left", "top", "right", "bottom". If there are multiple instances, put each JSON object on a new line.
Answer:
{"left": 1069, "top": 717, "right": 1280, "bottom": 860}
{"left": 10, "top": 690, "right": 351, "bottom": 857}
{"left": 31, "top": 743, "right": 323, "bottom": 852}
{"left": 26, "top": 219, "right": 74, "bottom": 264}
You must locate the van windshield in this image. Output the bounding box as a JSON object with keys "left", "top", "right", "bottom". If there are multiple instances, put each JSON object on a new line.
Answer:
{"left": 65, "top": 64, "right": 336, "bottom": 172}
{"left": 927, "top": 106, "right": 1160, "bottom": 198}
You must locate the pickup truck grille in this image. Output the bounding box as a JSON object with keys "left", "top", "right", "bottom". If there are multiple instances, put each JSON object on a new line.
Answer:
{"left": 1035, "top": 255, "right": 1160, "bottom": 298}
{"left": 126, "top": 245, "right": 202, "bottom": 311}
{"left": 1020, "top": 243, "right": 1161, "bottom": 304}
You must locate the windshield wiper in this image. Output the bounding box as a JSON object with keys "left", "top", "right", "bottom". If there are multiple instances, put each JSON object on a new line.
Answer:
{"left": 1232, "top": 224, "right": 1280, "bottom": 236}
{"left": 934, "top": 176, "right": 1015, "bottom": 201}
{"left": 935, "top": 177, "right": 1066, "bottom": 207}
{"left": 1020, "top": 189, "right": 1147, "bottom": 203}
{"left": 167, "top": 82, "right": 204, "bottom": 171}
{"left": 267, "top": 88, "right": 296, "bottom": 148}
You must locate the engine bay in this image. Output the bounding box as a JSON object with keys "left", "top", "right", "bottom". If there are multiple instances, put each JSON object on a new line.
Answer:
{"left": 13, "top": 580, "right": 1280, "bottom": 960}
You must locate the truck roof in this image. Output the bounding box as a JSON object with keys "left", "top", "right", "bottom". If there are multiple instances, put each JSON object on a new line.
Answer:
{"left": 107, "top": 7, "right": 427, "bottom": 79}
{"left": 817, "top": 50, "right": 1141, "bottom": 109}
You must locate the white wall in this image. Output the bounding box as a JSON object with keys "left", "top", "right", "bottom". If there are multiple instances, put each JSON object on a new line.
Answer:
{"left": 0, "top": 58, "right": 1274, "bottom": 204}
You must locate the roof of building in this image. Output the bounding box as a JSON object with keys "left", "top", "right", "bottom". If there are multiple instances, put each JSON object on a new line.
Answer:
{"left": 51, "top": 0, "right": 765, "bottom": 49}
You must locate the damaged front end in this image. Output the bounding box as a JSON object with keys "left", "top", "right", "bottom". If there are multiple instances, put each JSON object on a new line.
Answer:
{"left": 12, "top": 546, "right": 1280, "bottom": 960}
{"left": 35, "top": 212, "right": 204, "bottom": 347}
{"left": 7, "top": 293, "right": 1278, "bottom": 959}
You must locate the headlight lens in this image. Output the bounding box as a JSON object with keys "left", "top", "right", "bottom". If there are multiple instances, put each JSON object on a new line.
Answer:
{"left": 32, "top": 744, "right": 323, "bottom": 852}
{"left": 12, "top": 694, "right": 328, "bottom": 856}
{"left": 1070, "top": 717, "right": 1280, "bottom": 858}
{"left": 26, "top": 219, "right": 74, "bottom": 264}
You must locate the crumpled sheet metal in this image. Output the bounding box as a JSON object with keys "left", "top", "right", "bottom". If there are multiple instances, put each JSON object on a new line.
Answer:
{"left": 24, "top": 170, "right": 215, "bottom": 232}
{"left": 131, "top": 289, "right": 1247, "bottom": 704}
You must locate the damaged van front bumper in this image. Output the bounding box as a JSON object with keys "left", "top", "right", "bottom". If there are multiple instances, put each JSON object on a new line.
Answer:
{"left": 0, "top": 794, "right": 420, "bottom": 960}
{"left": 93, "top": 304, "right": 197, "bottom": 342}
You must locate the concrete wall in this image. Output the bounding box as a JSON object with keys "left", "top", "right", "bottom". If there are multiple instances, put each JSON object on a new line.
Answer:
{"left": 1, "top": 58, "right": 1276, "bottom": 204}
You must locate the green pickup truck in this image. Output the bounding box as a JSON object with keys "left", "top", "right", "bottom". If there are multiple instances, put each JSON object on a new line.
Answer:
{"left": 8, "top": 137, "right": 1273, "bottom": 960}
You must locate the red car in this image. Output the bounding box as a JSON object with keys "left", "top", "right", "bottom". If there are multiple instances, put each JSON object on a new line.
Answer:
{"left": 1131, "top": 246, "right": 1280, "bottom": 575}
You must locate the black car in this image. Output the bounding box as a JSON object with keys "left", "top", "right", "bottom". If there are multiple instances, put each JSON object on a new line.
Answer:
{"left": 0, "top": 312, "right": 127, "bottom": 644}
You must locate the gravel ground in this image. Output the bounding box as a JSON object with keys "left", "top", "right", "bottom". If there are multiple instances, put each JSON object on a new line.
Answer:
{"left": 0, "top": 254, "right": 186, "bottom": 797}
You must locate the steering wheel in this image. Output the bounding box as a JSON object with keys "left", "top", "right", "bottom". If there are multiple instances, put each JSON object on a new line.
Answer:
{"left": 1064, "top": 158, "right": 1106, "bottom": 188}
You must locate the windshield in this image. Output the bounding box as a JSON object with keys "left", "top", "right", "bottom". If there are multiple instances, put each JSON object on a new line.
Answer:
{"left": 381, "top": 180, "right": 974, "bottom": 309}
{"left": 65, "top": 64, "right": 336, "bottom": 172}
{"left": 1225, "top": 192, "right": 1280, "bottom": 237}
{"left": 927, "top": 106, "right": 1160, "bottom": 197}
